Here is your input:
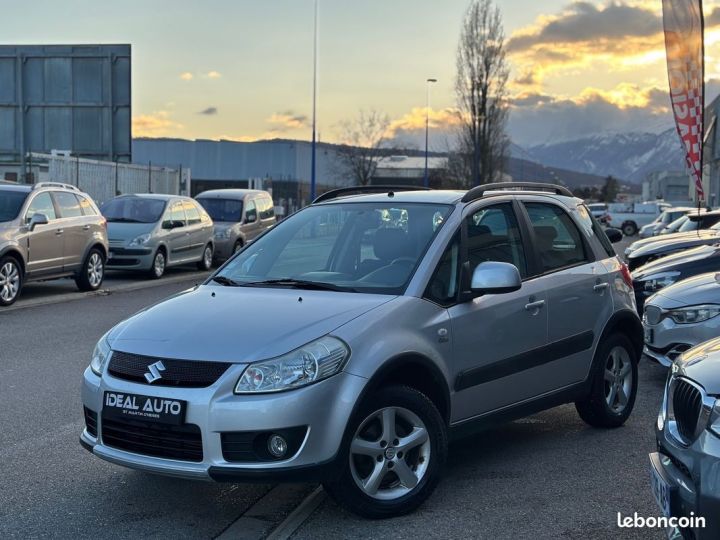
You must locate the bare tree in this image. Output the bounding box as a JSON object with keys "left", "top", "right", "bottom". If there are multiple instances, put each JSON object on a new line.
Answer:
{"left": 455, "top": 0, "right": 510, "bottom": 186}
{"left": 336, "top": 110, "right": 391, "bottom": 186}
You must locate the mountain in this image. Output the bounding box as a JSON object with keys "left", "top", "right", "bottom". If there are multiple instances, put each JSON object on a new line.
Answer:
{"left": 505, "top": 156, "right": 627, "bottom": 190}
{"left": 520, "top": 129, "right": 685, "bottom": 183}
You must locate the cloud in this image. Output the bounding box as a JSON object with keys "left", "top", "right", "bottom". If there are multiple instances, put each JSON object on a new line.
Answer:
{"left": 267, "top": 110, "right": 309, "bottom": 131}
{"left": 132, "top": 111, "right": 183, "bottom": 137}
{"left": 198, "top": 106, "right": 218, "bottom": 115}
{"left": 387, "top": 107, "right": 462, "bottom": 136}
{"left": 205, "top": 71, "right": 222, "bottom": 79}
{"left": 179, "top": 72, "right": 193, "bottom": 81}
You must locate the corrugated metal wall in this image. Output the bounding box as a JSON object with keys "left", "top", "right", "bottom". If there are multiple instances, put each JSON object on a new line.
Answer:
{"left": 0, "top": 44, "right": 131, "bottom": 177}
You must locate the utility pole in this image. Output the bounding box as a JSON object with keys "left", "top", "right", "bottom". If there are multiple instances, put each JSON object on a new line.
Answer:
{"left": 424, "top": 78, "right": 437, "bottom": 188}
{"left": 310, "top": 0, "right": 319, "bottom": 202}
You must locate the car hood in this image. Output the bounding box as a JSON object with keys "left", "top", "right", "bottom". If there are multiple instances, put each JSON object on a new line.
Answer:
{"left": 632, "top": 244, "right": 720, "bottom": 279}
{"left": 676, "top": 337, "right": 720, "bottom": 395}
{"left": 106, "top": 222, "right": 156, "bottom": 242}
{"left": 108, "top": 285, "right": 396, "bottom": 363}
{"left": 648, "top": 272, "right": 720, "bottom": 308}
{"left": 628, "top": 230, "right": 719, "bottom": 259}
{"left": 628, "top": 230, "right": 705, "bottom": 252}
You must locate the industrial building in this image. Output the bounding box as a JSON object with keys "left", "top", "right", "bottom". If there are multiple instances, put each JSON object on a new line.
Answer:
{"left": 642, "top": 170, "right": 693, "bottom": 205}
{"left": 0, "top": 44, "right": 131, "bottom": 183}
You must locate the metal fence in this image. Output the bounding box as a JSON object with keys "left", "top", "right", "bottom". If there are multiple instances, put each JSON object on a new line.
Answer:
{"left": 29, "top": 153, "right": 191, "bottom": 205}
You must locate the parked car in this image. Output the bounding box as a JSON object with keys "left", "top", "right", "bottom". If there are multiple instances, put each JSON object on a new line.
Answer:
{"left": 101, "top": 194, "right": 214, "bottom": 279}
{"left": 626, "top": 211, "right": 720, "bottom": 270}
{"left": 0, "top": 182, "right": 108, "bottom": 306}
{"left": 641, "top": 271, "right": 720, "bottom": 366}
{"left": 632, "top": 244, "right": 720, "bottom": 315}
{"left": 195, "top": 189, "right": 276, "bottom": 263}
{"left": 80, "top": 183, "right": 641, "bottom": 518}
{"left": 605, "top": 201, "right": 671, "bottom": 236}
{"left": 650, "top": 337, "right": 720, "bottom": 538}
{"left": 659, "top": 215, "right": 690, "bottom": 235}
{"left": 587, "top": 202, "right": 608, "bottom": 220}
{"left": 638, "top": 207, "right": 699, "bottom": 239}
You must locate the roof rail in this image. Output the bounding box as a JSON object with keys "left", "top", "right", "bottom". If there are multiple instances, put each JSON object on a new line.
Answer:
{"left": 461, "top": 182, "right": 573, "bottom": 203}
{"left": 313, "top": 185, "right": 432, "bottom": 204}
{"left": 32, "top": 182, "right": 80, "bottom": 192}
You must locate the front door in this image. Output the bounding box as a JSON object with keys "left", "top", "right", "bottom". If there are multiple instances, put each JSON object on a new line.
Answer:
{"left": 447, "top": 201, "right": 549, "bottom": 423}
{"left": 24, "top": 192, "right": 63, "bottom": 276}
{"left": 163, "top": 200, "right": 189, "bottom": 263}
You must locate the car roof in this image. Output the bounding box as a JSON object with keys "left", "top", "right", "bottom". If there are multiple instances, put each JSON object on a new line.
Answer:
{"left": 196, "top": 189, "right": 267, "bottom": 199}
{"left": 114, "top": 193, "right": 183, "bottom": 201}
{"left": 667, "top": 206, "right": 703, "bottom": 212}
{"left": 688, "top": 209, "right": 720, "bottom": 218}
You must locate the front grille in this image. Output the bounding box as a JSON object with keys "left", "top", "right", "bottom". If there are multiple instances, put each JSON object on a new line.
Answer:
{"left": 644, "top": 305, "right": 662, "bottom": 325}
{"left": 84, "top": 407, "right": 98, "bottom": 437}
{"left": 106, "top": 257, "right": 139, "bottom": 266}
{"left": 108, "top": 351, "right": 231, "bottom": 388}
{"left": 673, "top": 379, "right": 703, "bottom": 442}
{"left": 101, "top": 416, "right": 203, "bottom": 462}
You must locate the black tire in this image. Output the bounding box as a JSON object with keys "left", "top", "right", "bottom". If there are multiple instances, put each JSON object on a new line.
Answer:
{"left": 324, "top": 386, "right": 447, "bottom": 519}
{"left": 148, "top": 249, "right": 166, "bottom": 279}
{"left": 75, "top": 248, "right": 105, "bottom": 292}
{"left": 232, "top": 240, "right": 244, "bottom": 255}
{"left": 575, "top": 333, "right": 638, "bottom": 428}
{"left": 197, "top": 244, "right": 213, "bottom": 270}
{"left": 0, "top": 255, "right": 23, "bottom": 306}
{"left": 622, "top": 222, "right": 638, "bottom": 237}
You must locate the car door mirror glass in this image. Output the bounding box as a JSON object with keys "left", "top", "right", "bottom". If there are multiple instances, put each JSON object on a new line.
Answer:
{"left": 470, "top": 261, "right": 522, "bottom": 296}
{"left": 28, "top": 213, "right": 49, "bottom": 231}
{"left": 605, "top": 227, "right": 623, "bottom": 244}
{"left": 245, "top": 213, "right": 257, "bottom": 224}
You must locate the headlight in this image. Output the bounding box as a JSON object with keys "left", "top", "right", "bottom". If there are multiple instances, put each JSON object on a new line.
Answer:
{"left": 234, "top": 336, "right": 349, "bottom": 394}
{"left": 90, "top": 333, "right": 112, "bottom": 376}
{"left": 214, "top": 229, "right": 231, "bottom": 239}
{"left": 667, "top": 304, "right": 720, "bottom": 324}
{"left": 640, "top": 271, "right": 680, "bottom": 293}
{"left": 128, "top": 233, "right": 151, "bottom": 247}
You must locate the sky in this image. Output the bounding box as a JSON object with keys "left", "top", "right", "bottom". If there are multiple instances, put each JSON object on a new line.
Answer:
{"left": 3, "top": 0, "right": 720, "bottom": 148}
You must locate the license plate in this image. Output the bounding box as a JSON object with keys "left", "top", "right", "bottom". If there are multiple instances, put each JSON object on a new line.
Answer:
{"left": 644, "top": 327, "right": 654, "bottom": 345}
{"left": 103, "top": 391, "right": 186, "bottom": 425}
{"left": 650, "top": 457, "right": 672, "bottom": 518}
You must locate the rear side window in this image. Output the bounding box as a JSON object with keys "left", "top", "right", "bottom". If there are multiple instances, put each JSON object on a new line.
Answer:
{"left": 183, "top": 201, "right": 201, "bottom": 225}
{"left": 245, "top": 200, "right": 257, "bottom": 222}
{"left": 577, "top": 204, "right": 614, "bottom": 258}
{"left": 25, "top": 192, "right": 56, "bottom": 221}
{"left": 259, "top": 197, "right": 275, "bottom": 219}
{"left": 77, "top": 195, "right": 97, "bottom": 216}
{"left": 524, "top": 202, "right": 588, "bottom": 272}
{"left": 54, "top": 192, "right": 83, "bottom": 218}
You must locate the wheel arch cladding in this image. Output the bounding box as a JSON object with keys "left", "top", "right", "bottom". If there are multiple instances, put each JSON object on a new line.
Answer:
{"left": 599, "top": 310, "right": 643, "bottom": 361}
{"left": 1, "top": 248, "right": 25, "bottom": 275}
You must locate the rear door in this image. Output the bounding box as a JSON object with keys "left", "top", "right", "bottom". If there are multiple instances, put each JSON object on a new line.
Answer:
{"left": 52, "top": 191, "right": 86, "bottom": 272}
{"left": 23, "top": 192, "right": 63, "bottom": 276}
{"left": 520, "top": 200, "right": 613, "bottom": 387}
{"left": 181, "top": 199, "right": 209, "bottom": 259}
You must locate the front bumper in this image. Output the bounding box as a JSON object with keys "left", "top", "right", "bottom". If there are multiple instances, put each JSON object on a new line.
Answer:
{"left": 212, "top": 238, "right": 234, "bottom": 261}
{"left": 643, "top": 315, "right": 720, "bottom": 367}
{"left": 654, "top": 424, "right": 720, "bottom": 539}
{"left": 80, "top": 365, "right": 366, "bottom": 481}
{"left": 107, "top": 247, "right": 154, "bottom": 270}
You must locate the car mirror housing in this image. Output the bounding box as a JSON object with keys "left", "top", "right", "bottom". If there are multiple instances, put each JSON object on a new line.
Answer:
{"left": 605, "top": 227, "right": 623, "bottom": 243}
{"left": 28, "top": 213, "right": 49, "bottom": 231}
{"left": 469, "top": 261, "right": 522, "bottom": 297}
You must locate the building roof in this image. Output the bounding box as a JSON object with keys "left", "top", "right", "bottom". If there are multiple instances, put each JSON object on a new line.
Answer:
{"left": 376, "top": 155, "right": 446, "bottom": 170}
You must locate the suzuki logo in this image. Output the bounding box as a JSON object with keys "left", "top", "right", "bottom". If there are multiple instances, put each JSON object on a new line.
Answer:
{"left": 144, "top": 360, "right": 166, "bottom": 384}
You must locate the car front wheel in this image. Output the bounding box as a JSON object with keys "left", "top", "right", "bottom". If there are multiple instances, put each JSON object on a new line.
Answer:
{"left": 149, "top": 250, "right": 166, "bottom": 279}
{"left": 0, "top": 256, "right": 22, "bottom": 306}
{"left": 197, "top": 244, "right": 213, "bottom": 270}
{"left": 324, "top": 386, "right": 447, "bottom": 518}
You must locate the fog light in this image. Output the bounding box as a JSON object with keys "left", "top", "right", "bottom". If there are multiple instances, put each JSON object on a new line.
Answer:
{"left": 268, "top": 434, "right": 288, "bottom": 458}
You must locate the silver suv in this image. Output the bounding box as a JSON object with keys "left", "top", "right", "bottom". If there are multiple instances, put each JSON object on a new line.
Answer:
{"left": 80, "top": 183, "right": 642, "bottom": 518}
{"left": 0, "top": 182, "right": 108, "bottom": 306}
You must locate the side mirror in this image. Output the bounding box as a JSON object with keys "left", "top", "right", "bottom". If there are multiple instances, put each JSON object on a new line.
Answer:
{"left": 245, "top": 213, "right": 257, "bottom": 224}
{"left": 28, "top": 213, "right": 49, "bottom": 231}
{"left": 605, "top": 228, "right": 623, "bottom": 244}
{"left": 470, "top": 261, "right": 522, "bottom": 296}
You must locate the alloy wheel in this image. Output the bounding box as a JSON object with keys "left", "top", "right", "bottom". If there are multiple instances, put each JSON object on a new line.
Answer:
{"left": 203, "top": 246, "right": 212, "bottom": 268}
{"left": 349, "top": 406, "right": 431, "bottom": 500}
{"left": 154, "top": 252, "right": 166, "bottom": 277}
{"left": 0, "top": 261, "right": 20, "bottom": 303}
{"left": 87, "top": 253, "right": 104, "bottom": 287}
{"left": 604, "top": 346, "right": 633, "bottom": 413}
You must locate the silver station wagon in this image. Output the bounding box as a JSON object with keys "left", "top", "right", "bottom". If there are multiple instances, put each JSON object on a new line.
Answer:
{"left": 81, "top": 183, "right": 641, "bottom": 518}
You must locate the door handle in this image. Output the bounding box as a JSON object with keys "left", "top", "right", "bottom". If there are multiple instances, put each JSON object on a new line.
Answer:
{"left": 525, "top": 300, "right": 545, "bottom": 311}
{"left": 55, "top": 229, "right": 64, "bottom": 235}
{"left": 83, "top": 225, "right": 91, "bottom": 231}
{"left": 593, "top": 283, "right": 609, "bottom": 293}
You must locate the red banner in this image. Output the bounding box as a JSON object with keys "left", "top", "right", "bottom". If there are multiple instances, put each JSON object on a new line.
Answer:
{"left": 663, "top": 0, "right": 705, "bottom": 201}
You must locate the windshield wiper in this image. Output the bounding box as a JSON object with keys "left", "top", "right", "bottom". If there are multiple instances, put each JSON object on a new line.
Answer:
{"left": 211, "top": 275, "right": 241, "bottom": 287}
{"left": 239, "top": 278, "right": 355, "bottom": 292}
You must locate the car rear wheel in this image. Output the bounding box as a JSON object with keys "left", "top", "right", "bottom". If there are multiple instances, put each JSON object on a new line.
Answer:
{"left": 75, "top": 249, "right": 105, "bottom": 292}
{"left": 149, "top": 249, "right": 166, "bottom": 279}
{"left": 575, "top": 333, "right": 638, "bottom": 428}
{"left": 0, "top": 256, "right": 22, "bottom": 306}
{"left": 324, "top": 386, "right": 447, "bottom": 518}
{"left": 622, "top": 222, "right": 638, "bottom": 236}
{"left": 197, "top": 244, "right": 213, "bottom": 270}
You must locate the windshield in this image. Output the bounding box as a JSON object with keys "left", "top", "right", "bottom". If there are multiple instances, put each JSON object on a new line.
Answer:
{"left": 664, "top": 215, "right": 688, "bottom": 233}
{"left": 214, "top": 202, "right": 453, "bottom": 294}
{"left": 101, "top": 197, "right": 167, "bottom": 223}
{"left": 0, "top": 190, "right": 29, "bottom": 222}
{"left": 197, "top": 198, "right": 243, "bottom": 222}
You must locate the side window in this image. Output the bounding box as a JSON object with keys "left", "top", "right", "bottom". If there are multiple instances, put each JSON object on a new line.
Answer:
{"left": 525, "top": 202, "right": 588, "bottom": 272}
{"left": 183, "top": 201, "right": 201, "bottom": 225}
{"left": 466, "top": 204, "right": 527, "bottom": 278}
{"left": 164, "top": 202, "right": 186, "bottom": 226}
{"left": 425, "top": 232, "right": 460, "bottom": 306}
{"left": 259, "top": 197, "right": 274, "bottom": 219}
{"left": 577, "top": 203, "right": 614, "bottom": 258}
{"left": 245, "top": 199, "right": 257, "bottom": 222}
{"left": 25, "top": 192, "right": 57, "bottom": 222}
{"left": 265, "top": 197, "right": 275, "bottom": 219}
{"left": 54, "top": 192, "right": 83, "bottom": 218}
{"left": 77, "top": 195, "right": 97, "bottom": 216}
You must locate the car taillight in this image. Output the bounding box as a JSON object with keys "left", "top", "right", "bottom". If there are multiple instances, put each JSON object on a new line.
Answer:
{"left": 620, "top": 262, "right": 633, "bottom": 288}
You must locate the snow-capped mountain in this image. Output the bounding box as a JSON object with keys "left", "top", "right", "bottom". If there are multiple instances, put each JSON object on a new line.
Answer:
{"left": 520, "top": 128, "right": 685, "bottom": 183}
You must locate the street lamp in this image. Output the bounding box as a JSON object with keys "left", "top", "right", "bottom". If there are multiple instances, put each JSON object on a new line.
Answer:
{"left": 424, "top": 78, "right": 437, "bottom": 188}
